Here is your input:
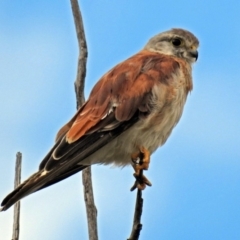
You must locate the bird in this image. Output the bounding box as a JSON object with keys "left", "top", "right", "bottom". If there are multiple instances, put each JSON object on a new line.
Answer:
{"left": 1, "top": 28, "right": 199, "bottom": 211}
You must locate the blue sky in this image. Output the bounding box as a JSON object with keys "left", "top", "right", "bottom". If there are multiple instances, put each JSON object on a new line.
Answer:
{"left": 0, "top": 0, "right": 240, "bottom": 239}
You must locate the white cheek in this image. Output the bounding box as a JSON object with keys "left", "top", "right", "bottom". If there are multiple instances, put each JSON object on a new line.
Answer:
{"left": 148, "top": 42, "right": 175, "bottom": 56}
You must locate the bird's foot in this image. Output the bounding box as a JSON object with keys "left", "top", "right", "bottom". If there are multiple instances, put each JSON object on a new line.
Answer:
{"left": 130, "top": 146, "right": 152, "bottom": 191}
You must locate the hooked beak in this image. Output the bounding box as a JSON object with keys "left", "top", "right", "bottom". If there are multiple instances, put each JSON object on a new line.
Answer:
{"left": 189, "top": 50, "right": 198, "bottom": 61}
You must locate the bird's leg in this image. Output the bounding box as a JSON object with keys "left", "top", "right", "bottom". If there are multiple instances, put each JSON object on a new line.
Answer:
{"left": 130, "top": 146, "right": 152, "bottom": 191}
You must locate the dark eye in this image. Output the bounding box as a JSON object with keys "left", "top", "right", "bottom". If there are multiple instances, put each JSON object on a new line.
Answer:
{"left": 171, "top": 38, "right": 182, "bottom": 47}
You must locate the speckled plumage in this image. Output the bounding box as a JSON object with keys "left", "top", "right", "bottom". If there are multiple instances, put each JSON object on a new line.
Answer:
{"left": 1, "top": 28, "right": 199, "bottom": 211}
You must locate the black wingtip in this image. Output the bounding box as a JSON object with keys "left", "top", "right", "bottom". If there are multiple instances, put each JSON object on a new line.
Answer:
{"left": 0, "top": 205, "right": 9, "bottom": 212}
{"left": 0, "top": 171, "right": 44, "bottom": 211}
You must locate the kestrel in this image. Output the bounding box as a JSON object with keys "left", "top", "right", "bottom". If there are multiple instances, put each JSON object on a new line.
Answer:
{"left": 1, "top": 28, "right": 199, "bottom": 211}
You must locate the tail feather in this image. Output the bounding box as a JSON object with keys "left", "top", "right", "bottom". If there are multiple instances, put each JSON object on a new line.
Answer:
{"left": 1, "top": 171, "right": 45, "bottom": 211}
{"left": 1, "top": 165, "right": 87, "bottom": 211}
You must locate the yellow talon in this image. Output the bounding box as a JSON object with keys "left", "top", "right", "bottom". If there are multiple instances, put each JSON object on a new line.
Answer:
{"left": 130, "top": 146, "right": 152, "bottom": 191}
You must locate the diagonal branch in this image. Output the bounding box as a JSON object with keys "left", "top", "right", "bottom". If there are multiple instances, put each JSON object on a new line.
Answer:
{"left": 12, "top": 152, "right": 22, "bottom": 240}
{"left": 127, "top": 189, "right": 144, "bottom": 240}
{"left": 70, "top": 1, "right": 98, "bottom": 240}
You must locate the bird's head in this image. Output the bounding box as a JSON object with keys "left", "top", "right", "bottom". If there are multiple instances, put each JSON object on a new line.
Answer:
{"left": 144, "top": 28, "right": 199, "bottom": 64}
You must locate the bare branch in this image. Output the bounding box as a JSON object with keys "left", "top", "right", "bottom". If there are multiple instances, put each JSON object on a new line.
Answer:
{"left": 127, "top": 190, "right": 143, "bottom": 240}
{"left": 70, "top": 1, "right": 98, "bottom": 240}
{"left": 70, "top": 0, "right": 87, "bottom": 109}
{"left": 82, "top": 167, "right": 98, "bottom": 240}
{"left": 12, "top": 152, "right": 22, "bottom": 240}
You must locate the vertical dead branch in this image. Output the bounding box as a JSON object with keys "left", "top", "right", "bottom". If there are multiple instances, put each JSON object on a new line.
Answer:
{"left": 12, "top": 152, "right": 22, "bottom": 240}
{"left": 82, "top": 167, "right": 98, "bottom": 240}
{"left": 127, "top": 190, "right": 143, "bottom": 240}
{"left": 70, "top": 0, "right": 87, "bottom": 108}
{"left": 70, "top": 1, "right": 98, "bottom": 240}
{"left": 70, "top": 1, "right": 145, "bottom": 239}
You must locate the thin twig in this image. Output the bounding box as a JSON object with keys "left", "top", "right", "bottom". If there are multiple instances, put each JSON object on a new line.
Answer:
{"left": 12, "top": 152, "right": 22, "bottom": 240}
{"left": 127, "top": 189, "right": 143, "bottom": 240}
{"left": 70, "top": 1, "right": 98, "bottom": 240}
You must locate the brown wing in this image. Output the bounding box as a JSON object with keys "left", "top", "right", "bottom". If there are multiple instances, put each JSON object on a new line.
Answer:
{"left": 64, "top": 50, "right": 180, "bottom": 143}
{"left": 66, "top": 53, "right": 154, "bottom": 143}
{"left": 1, "top": 50, "right": 181, "bottom": 211}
